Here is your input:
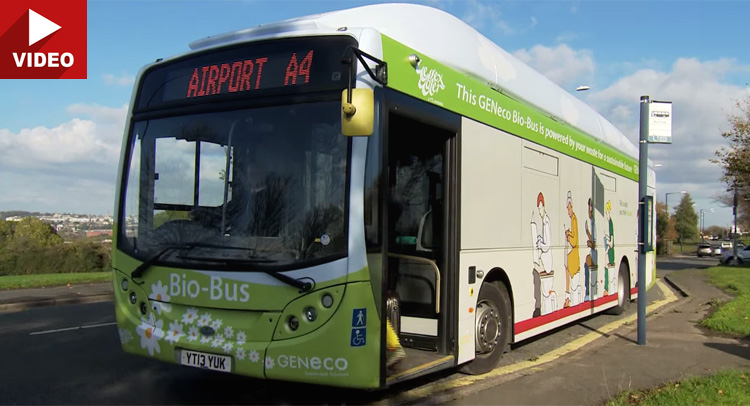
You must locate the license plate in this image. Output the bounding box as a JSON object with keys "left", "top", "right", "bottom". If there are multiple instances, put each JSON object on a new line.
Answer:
{"left": 180, "top": 349, "right": 232, "bottom": 373}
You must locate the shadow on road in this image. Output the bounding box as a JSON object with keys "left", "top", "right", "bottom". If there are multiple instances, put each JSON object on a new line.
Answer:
{"left": 704, "top": 342, "right": 750, "bottom": 362}
{"left": 657, "top": 257, "right": 717, "bottom": 271}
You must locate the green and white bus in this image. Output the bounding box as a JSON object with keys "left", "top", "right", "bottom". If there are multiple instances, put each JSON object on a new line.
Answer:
{"left": 113, "top": 4, "right": 656, "bottom": 389}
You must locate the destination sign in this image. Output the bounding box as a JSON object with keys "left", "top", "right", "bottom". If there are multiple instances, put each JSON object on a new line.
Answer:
{"left": 135, "top": 36, "right": 356, "bottom": 111}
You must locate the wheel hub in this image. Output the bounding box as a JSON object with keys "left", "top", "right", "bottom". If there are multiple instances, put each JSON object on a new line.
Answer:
{"left": 475, "top": 301, "right": 500, "bottom": 354}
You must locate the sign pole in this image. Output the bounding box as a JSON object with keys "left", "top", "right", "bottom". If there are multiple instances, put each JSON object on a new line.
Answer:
{"left": 637, "top": 95, "right": 649, "bottom": 346}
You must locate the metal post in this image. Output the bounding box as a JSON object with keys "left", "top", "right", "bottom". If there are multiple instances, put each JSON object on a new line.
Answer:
{"left": 732, "top": 185, "right": 738, "bottom": 264}
{"left": 637, "top": 95, "right": 649, "bottom": 345}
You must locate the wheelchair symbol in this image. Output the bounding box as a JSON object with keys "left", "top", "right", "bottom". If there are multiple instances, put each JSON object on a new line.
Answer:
{"left": 350, "top": 328, "right": 366, "bottom": 347}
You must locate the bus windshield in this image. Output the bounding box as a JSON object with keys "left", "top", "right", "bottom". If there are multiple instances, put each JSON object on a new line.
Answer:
{"left": 119, "top": 101, "right": 348, "bottom": 270}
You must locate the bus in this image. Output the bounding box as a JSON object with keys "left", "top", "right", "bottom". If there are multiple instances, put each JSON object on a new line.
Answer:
{"left": 112, "top": 3, "right": 656, "bottom": 389}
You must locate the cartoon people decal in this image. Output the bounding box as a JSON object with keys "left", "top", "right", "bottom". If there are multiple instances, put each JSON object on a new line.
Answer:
{"left": 529, "top": 192, "right": 625, "bottom": 315}
{"left": 564, "top": 192, "right": 583, "bottom": 307}
{"left": 531, "top": 192, "right": 555, "bottom": 317}
{"left": 584, "top": 198, "right": 597, "bottom": 301}
{"left": 603, "top": 201, "right": 616, "bottom": 295}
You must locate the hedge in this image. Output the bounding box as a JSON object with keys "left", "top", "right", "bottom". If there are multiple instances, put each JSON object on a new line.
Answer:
{"left": 0, "top": 241, "right": 111, "bottom": 276}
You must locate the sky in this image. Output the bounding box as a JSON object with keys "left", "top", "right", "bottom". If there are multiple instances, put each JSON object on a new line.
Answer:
{"left": 1, "top": 0, "right": 749, "bottom": 229}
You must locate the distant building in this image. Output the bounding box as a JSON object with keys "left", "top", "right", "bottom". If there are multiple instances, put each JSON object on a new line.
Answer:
{"left": 86, "top": 229, "right": 113, "bottom": 238}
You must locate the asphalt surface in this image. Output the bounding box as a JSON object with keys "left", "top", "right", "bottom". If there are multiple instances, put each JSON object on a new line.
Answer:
{"left": 0, "top": 256, "right": 745, "bottom": 405}
{"left": 448, "top": 258, "right": 750, "bottom": 406}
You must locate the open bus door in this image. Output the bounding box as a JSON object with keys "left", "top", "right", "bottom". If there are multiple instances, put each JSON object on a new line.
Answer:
{"left": 382, "top": 91, "right": 460, "bottom": 384}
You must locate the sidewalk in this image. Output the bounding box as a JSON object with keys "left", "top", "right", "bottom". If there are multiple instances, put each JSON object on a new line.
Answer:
{"left": 0, "top": 281, "right": 113, "bottom": 313}
{"left": 445, "top": 270, "right": 750, "bottom": 405}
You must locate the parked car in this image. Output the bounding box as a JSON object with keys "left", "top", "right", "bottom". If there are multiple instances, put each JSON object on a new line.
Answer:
{"left": 697, "top": 242, "right": 712, "bottom": 258}
{"left": 720, "top": 245, "right": 750, "bottom": 264}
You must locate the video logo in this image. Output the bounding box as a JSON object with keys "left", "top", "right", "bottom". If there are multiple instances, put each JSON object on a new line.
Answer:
{"left": 0, "top": 0, "right": 87, "bottom": 79}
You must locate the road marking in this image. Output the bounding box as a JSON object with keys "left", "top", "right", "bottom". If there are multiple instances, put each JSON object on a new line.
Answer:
{"left": 29, "top": 321, "right": 117, "bottom": 336}
{"left": 378, "top": 279, "right": 678, "bottom": 404}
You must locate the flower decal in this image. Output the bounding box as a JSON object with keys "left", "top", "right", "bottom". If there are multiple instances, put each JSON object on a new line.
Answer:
{"left": 235, "top": 348, "right": 246, "bottom": 361}
{"left": 223, "top": 326, "right": 234, "bottom": 339}
{"left": 187, "top": 326, "right": 199, "bottom": 342}
{"left": 136, "top": 315, "right": 164, "bottom": 356}
{"left": 181, "top": 308, "right": 199, "bottom": 325}
{"left": 211, "top": 334, "right": 225, "bottom": 349}
{"left": 236, "top": 331, "right": 247, "bottom": 345}
{"left": 222, "top": 342, "right": 234, "bottom": 354}
{"left": 149, "top": 280, "right": 172, "bottom": 314}
{"left": 200, "top": 335, "right": 212, "bottom": 345}
{"left": 197, "top": 313, "right": 212, "bottom": 327}
{"left": 164, "top": 321, "right": 184, "bottom": 345}
{"left": 248, "top": 350, "right": 260, "bottom": 363}
{"left": 265, "top": 356, "right": 274, "bottom": 370}
{"left": 210, "top": 318, "right": 223, "bottom": 330}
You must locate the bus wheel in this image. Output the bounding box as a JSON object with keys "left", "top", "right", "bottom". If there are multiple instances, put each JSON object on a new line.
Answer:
{"left": 606, "top": 264, "right": 630, "bottom": 315}
{"left": 460, "top": 281, "right": 511, "bottom": 375}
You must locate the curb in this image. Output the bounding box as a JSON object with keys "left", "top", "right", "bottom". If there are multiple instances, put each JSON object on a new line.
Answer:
{"left": 663, "top": 274, "right": 690, "bottom": 298}
{"left": 0, "top": 293, "right": 113, "bottom": 313}
{"left": 375, "top": 279, "right": 681, "bottom": 406}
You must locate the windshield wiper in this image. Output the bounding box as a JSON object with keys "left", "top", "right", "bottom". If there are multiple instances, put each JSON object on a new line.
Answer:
{"left": 130, "top": 242, "right": 255, "bottom": 280}
{"left": 176, "top": 255, "right": 314, "bottom": 292}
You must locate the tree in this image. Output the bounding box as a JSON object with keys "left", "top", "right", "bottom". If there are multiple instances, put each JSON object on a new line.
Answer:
{"left": 656, "top": 202, "right": 668, "bottom": 240}
{"left": 713, "top": 96, "right": 750, "bottom": 229}
{"left": 0, "top": 220, "right": 12, "bottom": 247}
{"left": 713, "top": 190, "right": 750, "bottom": 234}
{"left": 705, "top": 225, "right": 725, "bottom": 239}
{"left": 656, "top": 202, "right": 669, "bottom": 254}
{"left": 12, "top": 217, "right": 62, "bottom": 246}
{"left": 674, "top": 194, "right": 698, "bottom": 249}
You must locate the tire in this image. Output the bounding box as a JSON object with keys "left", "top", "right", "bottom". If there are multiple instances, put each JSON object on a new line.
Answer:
{"left": 606, "top": 264, "right": 630, "bottom": 315}
{"left": 460, "top": 281, "right": 511, "bottom": 375}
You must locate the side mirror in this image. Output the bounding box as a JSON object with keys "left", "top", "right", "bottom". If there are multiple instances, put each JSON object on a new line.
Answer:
{"left": 341, "top": 88, "right": 374, "bottom": 136}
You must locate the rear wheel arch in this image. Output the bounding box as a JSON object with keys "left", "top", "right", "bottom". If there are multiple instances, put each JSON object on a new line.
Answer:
{"left": 484, "top": 267, "right": 514, "bottom": 334}
{"left": 606, "top": 259, "right": 631, "bottom": 315}
{"left": 460, "top": 276, "right": 512, "bottom": 375}
{"left": 616, "top": 256, "right": 632, "bottom": 293}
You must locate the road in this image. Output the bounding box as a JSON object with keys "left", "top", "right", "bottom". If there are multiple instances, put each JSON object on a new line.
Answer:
{"left": 655, "top": 254, "right": 718, "bottom": 277}
{"left": 0, "top": 259, "right": 690, "bottom": 404}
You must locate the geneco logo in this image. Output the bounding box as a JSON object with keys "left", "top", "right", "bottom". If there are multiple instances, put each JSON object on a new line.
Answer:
{"left": 0, "top": 1, "right": 87, "bottom": 79}
{"left": 417, "top": 64, "right": 445, "bottom": 97}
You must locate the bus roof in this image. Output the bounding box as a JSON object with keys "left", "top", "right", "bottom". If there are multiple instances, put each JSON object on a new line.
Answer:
{"left": 189, "top": 3, "right": 638, "bottom": 160}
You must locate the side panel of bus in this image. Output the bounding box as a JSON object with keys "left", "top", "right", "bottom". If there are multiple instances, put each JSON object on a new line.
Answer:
{"left": 457, "top": 117, "right": 638, "bottom": 362}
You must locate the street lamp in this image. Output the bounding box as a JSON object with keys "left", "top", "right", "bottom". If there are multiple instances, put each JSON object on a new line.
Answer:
{"left": 665, "top": 191, "right": 687, "bottom": 216}
{"left": 576, "top": 85, "right": 590, "bottom": 92}
{"left": 698, "top": 208, "right": 714, "bottom": 239}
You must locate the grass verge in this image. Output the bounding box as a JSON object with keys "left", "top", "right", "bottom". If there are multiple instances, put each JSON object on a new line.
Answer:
{"left": 702, "top": 266, "right": 750, "bottom": 337}
{"left": 0, "top": 272, "right": 111, "bottom": 290}
{"left": 606, "top": 369, "right": 750, "bottom": 406}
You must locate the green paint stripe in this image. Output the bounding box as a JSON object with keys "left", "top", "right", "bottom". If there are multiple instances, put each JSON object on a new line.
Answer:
{"left": 381, "top": 35, "right": 638, "bottom": 181}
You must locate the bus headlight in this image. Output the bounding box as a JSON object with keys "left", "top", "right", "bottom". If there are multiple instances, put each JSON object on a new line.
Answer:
{"left": 304, "top": 307, "right": 317, "bottom": 322}
{"left": 129, "top": 292, "right": 137, "bottom": 304}
{"left": 121, "top": 279, "right": 129, "bottom": 291}
{"left": 140, "top": 302, "right": 148, "bottom": 315}
{"left": 321, "top": 294, "right": 334, "bottom": 308}
{"left": 288, "top": 316, "right": 299, "bottom": 331}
